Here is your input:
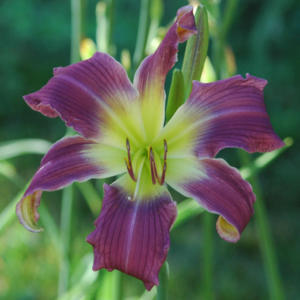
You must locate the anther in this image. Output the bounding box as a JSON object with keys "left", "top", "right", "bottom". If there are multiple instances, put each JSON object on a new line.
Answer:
{"left": 125, "top": 138, "right": 136, "bottom": 181}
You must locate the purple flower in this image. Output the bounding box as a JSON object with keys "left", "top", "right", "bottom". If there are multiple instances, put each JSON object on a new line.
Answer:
{"left": 17, "top": 6, "right": 284, "bottom": 290}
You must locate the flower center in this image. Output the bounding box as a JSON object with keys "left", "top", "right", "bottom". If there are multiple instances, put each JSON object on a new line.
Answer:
{"left": 125, "top": 138, "right": 168, "bottom": 185}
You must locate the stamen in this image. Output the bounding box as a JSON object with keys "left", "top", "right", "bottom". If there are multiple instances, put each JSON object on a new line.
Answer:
{"left": 149, "top": 147, "right": 157, "bottom": 184}
{"left": 163, "top": 139, "right": 168, "bottom": 160}
{"left": 125, "top": 138, "right": 136, "bottom": 181}
{"left": 148, "top": 140, "right": 168, "bottom": 186}
{"left": 160, "top": 139, "right": 168, "bottom": 185}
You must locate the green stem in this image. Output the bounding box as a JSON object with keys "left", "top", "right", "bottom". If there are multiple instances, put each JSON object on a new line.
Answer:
{"left": 107, "top": 0, "right": 115, "bottom": 53}
{"left": 221, "top": 0, "right": 239, "bottom": 39}
{"left": 157, "top": 262, "right": 169, "bottom": 300}
{"left": 166, "top": 5, "right": 209, "bottom": 121}
{"left": 96, "top": 270, "right": 123, "bottom": 300}
{"left": 172, "top": 198, "right": 204, "bottom": 230}
{"left": 70, "top": 0, "right": 85, "bottom": 63}
{"left": 145, "top": 0, "right": 163, "bottom": 53}
{"left": 240, "top": 137, "right": 293, "bottom": 180}
{"left": 212, "top": 2, "right": 285, "bottom": 295}
{"left": 39, "top": 203, "right": 61, "bottom": 253}
{"left": 112, "top": 271, "right": 123, "bottom": 300}
{"left": 202, "top": 213, "right": 214, "bottom": 300}
{"left": 58, "top": 1, "right": 84, "bottom": 296}
{"left": 165, "top": 69, "right": 185, "bottom": 122}
{"left": 96, "top": 2, "right": 109, "bottom": 53}
{"left": 212, "top": 0, "right": 238, "bottom": 79}
{"left": 76, "top": 181, "right": 102, "bottom": 216}
{"left": 181, "top": 5, "right": 209, "bottom": 98}
{"left": 239, "top": 151, "right": 285, "bottom": 300}
{"left": 0, "top": 184, "right": 28, "bottom": 233}
{"left": 58, "top": 186, "right": 74, "bottom": 296}
{"left": 211, "top": 3, "right": 222, "bottom": 80}
{"left": 254, "top": 182, "right": 285, "bottom": 300}
{"left": 133, "top": 0, "right": 151, "bottom": 70}
{"left": 96, "top": 0, "right": 116, "bottom": 55}
{"left": 0, "top": 139, "right": 51, "bottom": 160}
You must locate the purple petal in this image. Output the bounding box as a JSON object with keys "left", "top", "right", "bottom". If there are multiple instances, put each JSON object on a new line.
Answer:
{"left": 167, "top": 158, "right": 255, "bottom": 242}
{"left": 23, "top": 52, "right": 138, "bottom": 139}
{"left": 87, "top": 183, "right": 177, "bottom": 290}
{"left": 16, "top": 136, "right": 106, "bottom": 232}
{"left": 133, "top": 5, "right": 196, "bottom": 101}
{"left": 186, "top": 74, "right": 284, "bottom": 157}
{"left": 132, "top": 6, "right": 196, "bottom": 140}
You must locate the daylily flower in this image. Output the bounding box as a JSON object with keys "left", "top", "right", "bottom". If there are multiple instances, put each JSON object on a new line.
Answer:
{"left": 17, "top": 6, "right": 284, "bottom": 290}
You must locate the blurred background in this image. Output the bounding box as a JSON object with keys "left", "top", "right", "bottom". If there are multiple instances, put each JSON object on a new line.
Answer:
{"left": 0, "top": 0, "right": 299, "bottom": 299}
